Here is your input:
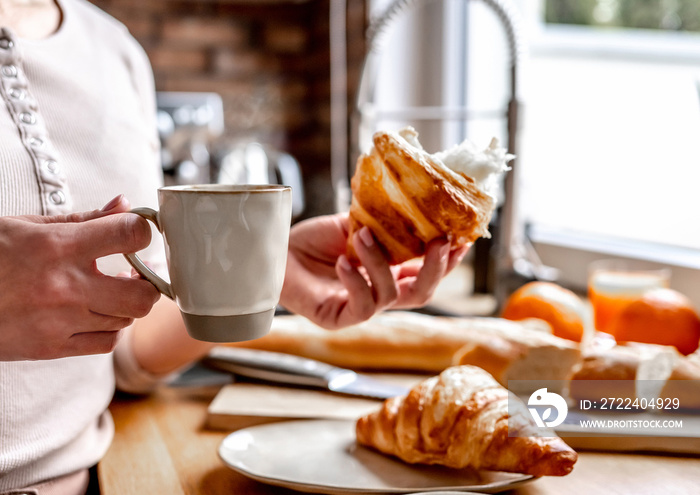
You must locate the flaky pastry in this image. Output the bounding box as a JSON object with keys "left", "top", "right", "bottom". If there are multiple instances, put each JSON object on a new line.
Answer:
{"left": 355, "top": 365, "right": 578, "bottom": 476}
{"left": 347, "top": 127, "right": 512, "bottom": 265}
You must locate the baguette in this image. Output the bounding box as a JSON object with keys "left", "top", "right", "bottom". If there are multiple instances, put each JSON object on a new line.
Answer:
{"left": 658, "top": 354, "right": 700, "bottom": 410}
{"left": 449, "top": 317, "right": 582, "bottom": 393}
{"left": 230, "top": 311, "right": 581, "bottom": 379}
{"left": 231, "top": 311, "right": 486, "bottom": 372}
{"left": 568, "top": 343, "right": 680, "bottom": 405}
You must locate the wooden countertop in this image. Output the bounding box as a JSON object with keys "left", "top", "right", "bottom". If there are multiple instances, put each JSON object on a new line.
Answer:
{"left": 98, "top": 383, "right": 700, "bottom": 494}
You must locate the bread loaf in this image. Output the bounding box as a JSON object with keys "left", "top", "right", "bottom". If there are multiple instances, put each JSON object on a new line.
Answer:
{"left": 230, "top": 311, "right": 581, "bottom": 380}
{"left": 231, "top": 311, "right": 472, "bottom": 372}
{"left": 657, "top": 354, "right": 700, "bottom": 410}
{"left": 449, "top": 317, "right": 582, "bottom": 393}
{"left": 568, "top": 342, "right": 680, "bottom": 404}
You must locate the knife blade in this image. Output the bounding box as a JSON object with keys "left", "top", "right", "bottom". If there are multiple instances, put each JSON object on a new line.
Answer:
{"left": 202, "top": 346, "right": 409, "bottom": 400}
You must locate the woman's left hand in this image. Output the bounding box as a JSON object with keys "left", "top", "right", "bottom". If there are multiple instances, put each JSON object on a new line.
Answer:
{"left": 279, "top": 213, "right": 469, "bottom": 330}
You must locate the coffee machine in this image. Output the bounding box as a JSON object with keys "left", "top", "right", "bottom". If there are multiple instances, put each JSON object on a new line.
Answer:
{"left": 156, "top": 91, "right": 225, "bottom": 186}
{"left": 156, "top": 91, "right": 305, "bottom": 220}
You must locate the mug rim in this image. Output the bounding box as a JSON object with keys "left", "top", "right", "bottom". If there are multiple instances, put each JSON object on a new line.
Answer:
{"left": 159, "top": 184, "right": 291, "bottom": 194}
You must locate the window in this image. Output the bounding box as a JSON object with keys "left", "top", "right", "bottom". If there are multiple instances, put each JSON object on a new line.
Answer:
{"left": 514, "top": 0, "right": 700, "bottom": 302}
{"left": 544, "top": 0, "right": 700, "bottom": 33}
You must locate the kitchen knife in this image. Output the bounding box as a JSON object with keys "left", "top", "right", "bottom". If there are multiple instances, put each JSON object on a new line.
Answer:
{"left": 203, "top": 346, "right": 409, "bottom": 400}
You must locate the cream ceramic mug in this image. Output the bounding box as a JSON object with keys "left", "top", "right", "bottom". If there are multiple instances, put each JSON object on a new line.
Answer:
{"left": 124, "top": 184, "right": 292, "bottom": 342}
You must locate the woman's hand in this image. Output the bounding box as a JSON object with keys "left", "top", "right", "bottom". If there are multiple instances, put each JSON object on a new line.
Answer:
{"left": 0, "top": 196, "right": 161, "bottom": 361}
{"left": 279, "top": 213, "right": 468, "bottom": 330}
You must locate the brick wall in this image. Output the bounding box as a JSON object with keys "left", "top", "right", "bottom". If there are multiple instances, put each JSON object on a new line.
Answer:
{"left": 88, "top": 0, "right": 367, "bottom": 218}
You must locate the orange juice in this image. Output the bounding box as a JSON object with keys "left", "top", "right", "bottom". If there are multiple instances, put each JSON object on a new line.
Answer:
{"left": 587, "top": 262, "right": 670, "bottom": 337}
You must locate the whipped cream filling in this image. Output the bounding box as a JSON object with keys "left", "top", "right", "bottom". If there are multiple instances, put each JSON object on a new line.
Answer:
{"left": 397, "top": 127, "right": 513, "bottom": 199}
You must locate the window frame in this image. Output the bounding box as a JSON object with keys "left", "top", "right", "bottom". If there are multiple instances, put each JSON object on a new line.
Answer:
{"left": 522, "top": 0, "right": 700, "bottom": 63}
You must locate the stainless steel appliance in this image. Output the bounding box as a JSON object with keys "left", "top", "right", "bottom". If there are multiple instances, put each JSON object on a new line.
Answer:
{"left": 157, "top": 91, "right": 224, "bottom": 185}
{"left": 156, "top": 91, "right": 305, "bottom": 219}
{"left": 215, "top": 141, "right": 305, "bottom": 219}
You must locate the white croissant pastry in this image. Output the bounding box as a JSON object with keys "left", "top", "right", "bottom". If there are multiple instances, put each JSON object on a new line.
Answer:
{"left": 347, "top": 127, "right": 511, "bottom": 265}
{"left": 356, "top": 365, "right": 578, "bottom": 477}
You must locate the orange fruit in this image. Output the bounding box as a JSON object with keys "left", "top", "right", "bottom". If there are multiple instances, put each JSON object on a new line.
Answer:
{"left": 610, "top": 288, "right": 700, "bottom": 355}
{"left": 501, "top": 281, "right": 589, "bottom": 342}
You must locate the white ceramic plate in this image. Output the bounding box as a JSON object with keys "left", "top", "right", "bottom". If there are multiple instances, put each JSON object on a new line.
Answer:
{"left": 218, "top": 419, "right": 535, "bottom": 494}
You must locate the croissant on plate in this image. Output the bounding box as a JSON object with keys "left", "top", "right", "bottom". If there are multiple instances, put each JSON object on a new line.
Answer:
{"left": 355, "top": 365, "right": 577, "bottom": 477}
{"left": 346, "top": 127, "right": 511, "bottom": 265}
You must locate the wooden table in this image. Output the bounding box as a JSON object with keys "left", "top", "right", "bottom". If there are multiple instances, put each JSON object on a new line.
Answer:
{"left": 99, "top": 384, "right": 700, "bottom": 495}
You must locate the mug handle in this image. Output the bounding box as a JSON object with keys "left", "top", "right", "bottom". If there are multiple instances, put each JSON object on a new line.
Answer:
{"left": 123, "top": 207, "right": 175, "bottom": 300}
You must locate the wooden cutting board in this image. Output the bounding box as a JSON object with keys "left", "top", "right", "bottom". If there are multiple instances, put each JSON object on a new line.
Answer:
{"left": 206, "top": 373, "right": 425, "bottom": 430}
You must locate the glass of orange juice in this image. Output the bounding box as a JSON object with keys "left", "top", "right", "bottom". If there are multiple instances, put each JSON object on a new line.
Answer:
{"left": 587, "top": 259, "right": 671, "bottom": 336}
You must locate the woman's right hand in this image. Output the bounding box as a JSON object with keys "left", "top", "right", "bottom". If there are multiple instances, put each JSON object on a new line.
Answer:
{"left": 0, "top": 196, "right": 161, "bottom": 361}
